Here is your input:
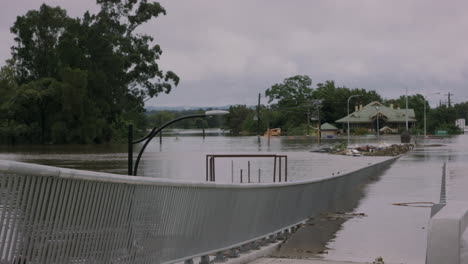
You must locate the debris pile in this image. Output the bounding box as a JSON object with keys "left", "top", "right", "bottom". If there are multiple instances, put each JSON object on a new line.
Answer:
{"left": 313, "top": 143, "right": 414, "bottom": 156}
{"left": 351, "top": 143, "right": 414, "bottom": 156}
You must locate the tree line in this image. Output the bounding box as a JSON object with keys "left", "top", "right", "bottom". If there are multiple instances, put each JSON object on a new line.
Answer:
{"left": 223, "top": 75, "right": 466, "bottom": 136}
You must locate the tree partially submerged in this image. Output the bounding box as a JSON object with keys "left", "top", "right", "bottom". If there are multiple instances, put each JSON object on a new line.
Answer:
{"left": 1, "top": 0, "right": 178, "bottom": 143}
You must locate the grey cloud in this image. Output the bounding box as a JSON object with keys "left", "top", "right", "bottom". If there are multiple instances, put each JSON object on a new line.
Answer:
{"left": 2, "top": 0, "right": 467, "bottom": 107}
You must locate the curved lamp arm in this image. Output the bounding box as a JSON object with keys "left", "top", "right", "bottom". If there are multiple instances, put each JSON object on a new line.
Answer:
{"left": 132, "top": 110, "right": 229, "bottom": 176}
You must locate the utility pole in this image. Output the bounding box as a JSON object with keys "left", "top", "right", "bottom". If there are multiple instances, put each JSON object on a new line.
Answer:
{"left": 446, "top": 92, "right": 454, "bottom": 107}
{"left": 405, "top": 87, "right": 409, "bottom": 131}
{"left": 257, "top": 93, "right": 261, "bottom": 136}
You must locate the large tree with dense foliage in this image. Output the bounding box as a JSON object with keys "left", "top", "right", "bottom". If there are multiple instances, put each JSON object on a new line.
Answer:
{"left": 1, "top": 1, "right": 178, "bottom": 144}
{"left": 264, "top": 75, "right": 314, "bottom": 129}
{"left": 265, "top": 75, "right": 314, "bottom": 107}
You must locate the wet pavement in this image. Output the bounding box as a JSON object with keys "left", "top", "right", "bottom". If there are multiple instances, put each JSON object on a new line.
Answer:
{"left": 274, "top": 134, "right": 468, "bottom": 264}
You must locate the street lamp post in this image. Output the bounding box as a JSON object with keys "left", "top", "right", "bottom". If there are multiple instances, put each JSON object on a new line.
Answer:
{"left": 375, "top": 106, "right": 380, "bottom": 140}
{"left": 128, "top": 110, "right": 229, "bottom": 176}
{"left": 347, "top": 95, "right": 361, "bottom": 146}
{"left": 424, "top": 101, "right": 426, "bottom": 138}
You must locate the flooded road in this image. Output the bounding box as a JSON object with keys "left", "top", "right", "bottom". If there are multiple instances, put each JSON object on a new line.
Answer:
{"left": 318, "top": 135, "right": 468, "bottom": 264}
{"left": 0, "top": 133, "right": 466, "bottom": 263}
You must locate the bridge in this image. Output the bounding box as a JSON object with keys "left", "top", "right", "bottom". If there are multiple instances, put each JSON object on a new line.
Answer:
{"left": 0, "top": 157, "right": 397, "bottom": 263}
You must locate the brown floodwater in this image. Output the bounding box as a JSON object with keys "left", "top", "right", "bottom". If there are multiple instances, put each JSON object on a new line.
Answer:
{"left": 0, "top": 134, "right": 394, "bottom": 182}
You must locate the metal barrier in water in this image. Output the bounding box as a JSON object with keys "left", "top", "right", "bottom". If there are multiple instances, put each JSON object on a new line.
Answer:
{"left": 0, "top": 157, "right": 397, "bottom": 263}
{"left": 205, "top": 154, "right": 288, "bottom": 183}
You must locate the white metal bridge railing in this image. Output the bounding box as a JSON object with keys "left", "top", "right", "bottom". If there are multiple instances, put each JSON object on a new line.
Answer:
{"left": 0, "top": 158, "right": 397, "bottom": 264}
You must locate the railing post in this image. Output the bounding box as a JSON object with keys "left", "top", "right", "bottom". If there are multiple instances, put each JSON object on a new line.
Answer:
{"left": 248, "top": 161, "right": 251, "bottom": 183}
{"left": 213, "top": 157, "right": 216, "bottom": 181}
{"left": 279, "top": 156, "right": 282, "bottom": 182}
{"left": 206, "top": 155, "right": 209, "bottom": 182}
{"left": 285, "top": 156, "right": 288, "bottom": 182}
{"left": 128, "top": 124, "right": 133, "bottom": 175}
{"left": 273, "top": 156, "right": 277, "bottom": 182}
{"left": 209, "top": 157, "right": 212, "bottom": 181}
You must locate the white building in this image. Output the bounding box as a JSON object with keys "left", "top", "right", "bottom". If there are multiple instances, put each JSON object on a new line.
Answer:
{"left": 455, "top": 118, "right": 466, "bottom": 132}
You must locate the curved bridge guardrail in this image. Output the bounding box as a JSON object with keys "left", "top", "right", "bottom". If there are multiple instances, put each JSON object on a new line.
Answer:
{"left": 0, "top": 157, "right": 398, "bottom": 264}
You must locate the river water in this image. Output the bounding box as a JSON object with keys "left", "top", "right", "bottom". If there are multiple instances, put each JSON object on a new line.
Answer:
{"left": 0, "top": 133, "right": 392, "bottom": 182}
{"left": 0, "top": 132, "right": 466, "bottom": 263}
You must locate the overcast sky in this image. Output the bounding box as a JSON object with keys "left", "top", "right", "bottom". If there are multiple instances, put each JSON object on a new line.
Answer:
{"left": 1, "top": 0, "right": 468, "bottom": 107}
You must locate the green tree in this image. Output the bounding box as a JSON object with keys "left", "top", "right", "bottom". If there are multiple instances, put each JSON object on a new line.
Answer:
{"left": 454, "top": 102, "right": 468, "bottom": 121}
{"left": 385, "top": 94, "right": 426, "bottom": 130}
{"left": 224, "top": 105, "right": 254, "bottom": 135}
{"left": 427, "top": 105, "right": 459, "bottom": 134}
{"left": 11, "top": 78, "right": 62, "bottom": 143}
{"left": 265, "top": 75, "right": 314, "bottom": 107}
{"left": 0, "top": 60, "right": 21, "bottom": 144}
{"left": 265, "top": 75, "right": 314, "bottom": 131}
{"left": 3, "top": 1, "right": 179, "bottom": 144}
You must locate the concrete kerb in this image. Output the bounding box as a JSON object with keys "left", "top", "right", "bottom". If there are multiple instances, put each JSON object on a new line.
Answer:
{"left": 426, "top": 201, "right": 468, "bottom": 264}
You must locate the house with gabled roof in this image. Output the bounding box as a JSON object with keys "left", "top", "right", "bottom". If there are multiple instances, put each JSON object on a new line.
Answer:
{"left": 335, "top": 101, "right": 416, "bottom": 133}
{"left": 320, "top": 123, "right": 339, "bottom": 138}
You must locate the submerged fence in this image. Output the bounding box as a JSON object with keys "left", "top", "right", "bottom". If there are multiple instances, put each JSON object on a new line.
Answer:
{"left": 0, "top": 157, "right": 397, "bottom": 263}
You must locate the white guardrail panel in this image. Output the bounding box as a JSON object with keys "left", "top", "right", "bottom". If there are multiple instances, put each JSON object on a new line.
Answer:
{"left": 0, "top": 157, "right": 397, "bottom": 264}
